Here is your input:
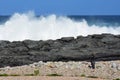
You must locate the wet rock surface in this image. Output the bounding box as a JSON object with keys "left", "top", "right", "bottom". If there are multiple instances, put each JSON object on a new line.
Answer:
{"left": 0, "top": 34, "right": 120, "bottom": 67}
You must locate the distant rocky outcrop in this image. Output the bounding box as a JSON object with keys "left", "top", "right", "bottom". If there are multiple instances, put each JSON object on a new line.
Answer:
{"left": 0, "top": 34, "right": 120, "bottom": 67}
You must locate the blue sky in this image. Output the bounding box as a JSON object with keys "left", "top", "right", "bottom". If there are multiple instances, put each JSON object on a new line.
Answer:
{"left": 0, "top": 0, "right": 120, "bottom": 15}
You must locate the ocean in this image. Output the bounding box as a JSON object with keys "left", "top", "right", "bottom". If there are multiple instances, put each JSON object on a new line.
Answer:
{"left": 69, "top": 16, "right": 120, "bottom": 27}
{"left": 0, "top": 12, "right": 120, "bottom": 41}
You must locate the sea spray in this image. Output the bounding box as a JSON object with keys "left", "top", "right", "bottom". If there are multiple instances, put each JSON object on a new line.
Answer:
{"left": 0, "top": 12, "right": 120, "bottom": 41}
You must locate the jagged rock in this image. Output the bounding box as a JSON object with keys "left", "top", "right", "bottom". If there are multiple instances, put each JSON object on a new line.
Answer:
{"left": 60, "top": 37, "right": 74, "bottom": 42}
{"left": 0, "top": 34, "right": 120, "bottom": 67}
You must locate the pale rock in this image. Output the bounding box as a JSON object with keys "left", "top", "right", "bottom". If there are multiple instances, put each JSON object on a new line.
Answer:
{"left": 117, "top": 64, "right": 120, "bottom": 70}
{"left": 111, "top": 63, "right": 117, "bottom": 69}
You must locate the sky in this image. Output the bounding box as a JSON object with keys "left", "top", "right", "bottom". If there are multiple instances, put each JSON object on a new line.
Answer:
{"left": 0, "top": 0, "right": 120, "bottom": 15}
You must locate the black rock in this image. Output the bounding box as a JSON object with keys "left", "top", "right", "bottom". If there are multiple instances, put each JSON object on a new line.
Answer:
{"left": 0, "top": 34, "right": 120, "bottom": 67}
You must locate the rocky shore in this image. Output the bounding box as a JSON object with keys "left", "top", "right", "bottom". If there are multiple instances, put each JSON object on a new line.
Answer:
{"left": 0, "top": 61, "right": 120, "bottom": 80}
{"left": 0, "top": 34, "right": 120, "bottom": 67}
{"left": 0, "top": 34, "right": 120, "bottom": 79}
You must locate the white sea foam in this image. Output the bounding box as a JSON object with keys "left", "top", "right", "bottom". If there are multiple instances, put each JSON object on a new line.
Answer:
{"left": 0, "top": 12, "right": 120, "bottom": 41}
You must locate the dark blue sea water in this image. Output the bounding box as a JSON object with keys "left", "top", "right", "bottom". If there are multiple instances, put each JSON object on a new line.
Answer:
{"left": 0, "top": 16, "right": 10, "bottom": 24}
{"left": 68, "top": 16, "right": 120, "bottom": 27}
